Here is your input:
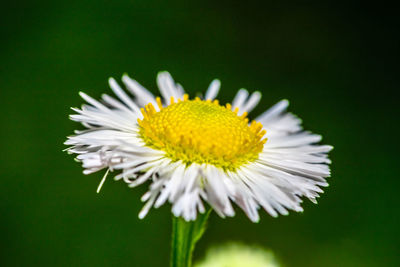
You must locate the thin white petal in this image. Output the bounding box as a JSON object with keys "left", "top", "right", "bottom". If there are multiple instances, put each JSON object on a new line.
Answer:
{"left": 232, "top": 89, "right": 248, "bottom": 111}
{"left": 240, "top": 91, "right": 261, "bottom": 114}
{"left": 205, "top": 79, "right": 221, "bottom": 100}
{"left": 122, "top": 74, "right": 157, "bottom": 108}
{"left": 108, "top": 78, "right": 141, "bottom": 115}
{"left": 256, "top": 99, "right": 289, "bottom": 122}
{"left": 157, "top": 71, "right": 183, "bottom": 104}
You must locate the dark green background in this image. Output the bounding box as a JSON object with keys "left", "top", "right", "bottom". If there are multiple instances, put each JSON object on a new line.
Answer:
{"left": 1, "top": 1, "right": 398, "bottom": 266}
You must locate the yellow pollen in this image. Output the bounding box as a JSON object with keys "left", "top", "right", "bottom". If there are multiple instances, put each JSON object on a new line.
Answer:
{"left": 137, "top": 95, "right": 267, "bottom": 170}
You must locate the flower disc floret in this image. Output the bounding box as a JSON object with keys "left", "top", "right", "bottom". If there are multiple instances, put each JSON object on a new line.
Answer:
{"left": 138, "top": 95, "right": 267, "bottom": 170}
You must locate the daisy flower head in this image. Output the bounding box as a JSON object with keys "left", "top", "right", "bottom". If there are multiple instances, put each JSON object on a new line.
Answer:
{"left": 65, "top": 71, "right": 332, "bottom": 222}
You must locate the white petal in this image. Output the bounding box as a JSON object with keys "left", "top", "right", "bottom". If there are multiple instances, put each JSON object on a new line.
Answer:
{"left": 232, "top": 89, "right": 249, "bottom": 111}
{"left": 108, "top": 78, "right": 141, "bottom": 115}
{"left": 122, "top": 74, "right": 158, "bottom": 108}
{"left": 157, "top": 71, "right": 184, "bottom": 104}
{"left": 240, "top": 91, "right": 261, "bottom": 114}
{"left": 256, "top": 99, "right": 289, "bottom": 122}
{"left": 205, "top": 79, "right": 221, "bottom": 100}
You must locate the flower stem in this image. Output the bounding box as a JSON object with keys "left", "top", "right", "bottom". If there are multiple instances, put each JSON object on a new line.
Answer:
{"left": 170, "top": 210, "right": 211, "bottom": 267}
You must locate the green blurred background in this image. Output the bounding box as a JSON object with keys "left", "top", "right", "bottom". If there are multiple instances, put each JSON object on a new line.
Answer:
{"left": 1, "top": 1, "right": 398, "bottom": 266}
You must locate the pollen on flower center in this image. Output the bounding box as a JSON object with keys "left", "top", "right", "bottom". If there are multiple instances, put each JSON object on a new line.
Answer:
{"left": 137, "top": 94, "right": 267, "bottom": 170}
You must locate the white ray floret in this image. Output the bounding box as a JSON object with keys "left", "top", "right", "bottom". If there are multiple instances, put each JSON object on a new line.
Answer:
{"left": 65, "top": 71, "right": 332, "bottom": 222}
{"left": 205, "top": 79, "right": 221, "bottom": 100}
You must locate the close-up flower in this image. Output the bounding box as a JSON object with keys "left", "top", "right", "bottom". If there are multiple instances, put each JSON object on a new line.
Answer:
{"left": 3, "top": 1, "right": 398, "bottom": 266}
{"left": 65, "top": 71, "right": 332, "bottom": 222}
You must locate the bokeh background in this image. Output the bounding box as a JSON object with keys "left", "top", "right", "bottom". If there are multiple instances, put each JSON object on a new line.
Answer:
{"left": 1, "top": 1, "right": 398, "bottom": 266}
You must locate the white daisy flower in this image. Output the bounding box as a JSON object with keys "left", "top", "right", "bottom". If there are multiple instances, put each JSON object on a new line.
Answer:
{"left": 65, "top": 71, "right": 332, "bottom": 222}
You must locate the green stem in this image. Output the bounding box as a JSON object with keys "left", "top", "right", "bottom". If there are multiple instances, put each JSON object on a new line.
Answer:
{"left": 170, "top": 210, "right": 211, "bottom": 267}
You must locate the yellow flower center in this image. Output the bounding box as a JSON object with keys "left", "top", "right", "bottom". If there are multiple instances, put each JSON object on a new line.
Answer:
{"left": 137, "top": 95, "right": 266, "bottom": 170}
